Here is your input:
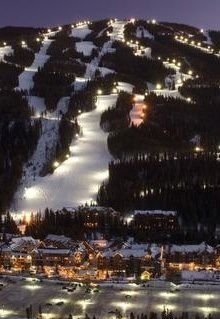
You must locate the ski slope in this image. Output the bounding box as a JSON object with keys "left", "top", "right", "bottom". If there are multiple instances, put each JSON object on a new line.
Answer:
{"left": 71, "top": 24, "right": 91, "bottom": 40}
{"left": 13, "top": 95, "right": 117, "bottom": 213}
{"left": 18, "top": 39, "right": 52, "bottom": 91}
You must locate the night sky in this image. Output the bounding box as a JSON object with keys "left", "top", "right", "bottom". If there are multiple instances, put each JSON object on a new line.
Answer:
{"left": 1, "top": 0, "right": 219, "bottom": 30}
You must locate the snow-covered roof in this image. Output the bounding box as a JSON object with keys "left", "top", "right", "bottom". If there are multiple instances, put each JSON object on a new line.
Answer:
{"left": 101, "top": 243, "right": 161, "bottom": 259}
{"left": 133, "top": 210, "right": 177, "bottom": 217}
{"left": 45, "top": 234, "right": 71, "bottom": 243}
{"left": 10, "top": 236, "right": 40, "bottom": 252}
{"left": 169, "top": 242, "right": 214, "bottom": 254}
{"left": 38, "top": 248, "right": 72, "bottom": 255}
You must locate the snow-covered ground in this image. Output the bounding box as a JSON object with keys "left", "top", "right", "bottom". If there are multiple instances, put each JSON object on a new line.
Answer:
{"left": 13, "top": 95, "right": 117, "bottom": 213}
{"left": 136, "top": 26, "right": 154, "bottom": 40}
{"left": 75, "top": 41, "right": 97, "bottom": 56}
{"left": 13, "top": 97, "right": 70, "bottom": 213}
{"left": 0, "top": 45, "right": 13, "bottom": 61}
{"left": 74, "top": 77, "right": 89, "bottom": 91}
{"left": 18, "top": 39, "right": 52, "bottom": 91}
{"left": 98, "top": 66, "right": 115, "bottom": 77}
{"left": 85, "top": 40, "right": 113, "bottom": 79}
{"left": 117, "top": 82, "right": 134, "bottom": 94}
{"left": 203, "top": 30, "right": 213, "bottom": 46}
{"left": 28, "top": 96, "right": 46, "bottom": 116}
{"left": 71, "top": 24, "right": 92, "bottom": 40}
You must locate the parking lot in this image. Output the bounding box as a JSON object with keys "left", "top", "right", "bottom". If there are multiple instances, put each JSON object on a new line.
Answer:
{"left": 0, "top": 278, "right": 220, "bottom": 318}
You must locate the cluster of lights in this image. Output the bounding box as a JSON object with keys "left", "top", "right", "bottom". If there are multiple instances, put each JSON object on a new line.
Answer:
{"left": 175, "top": 34, "right": 216, "bottom": 54}
{"left": 75, "top": 21, "right": 90, "bottom": 27}
{"left": 163, "top": 57, "right": 182, "bottom": 69}
{"left": 194, "top": 146, "right": 204, "bottom": 152}
{"left": 1, "top": 37, "right": 42, "bottom": 49}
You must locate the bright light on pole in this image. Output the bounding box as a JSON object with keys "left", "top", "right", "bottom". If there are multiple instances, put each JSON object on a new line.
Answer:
{"left": 156, "top": 84, "right": 162, "bottom": 90}
{"left": 53, "top": 161, "right": 59, "bottom": 168}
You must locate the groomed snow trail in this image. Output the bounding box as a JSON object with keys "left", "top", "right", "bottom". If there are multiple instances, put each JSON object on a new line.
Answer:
{"left": 14, "top": 95, "right": 117, "bottom": 213}
{"left": 18, "top": 39, "right": 52, "bottom": 91}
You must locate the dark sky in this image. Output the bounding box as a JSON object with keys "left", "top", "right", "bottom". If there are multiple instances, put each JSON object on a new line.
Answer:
{"left": 1, "top": 0, "right": 219, "bottom": 30}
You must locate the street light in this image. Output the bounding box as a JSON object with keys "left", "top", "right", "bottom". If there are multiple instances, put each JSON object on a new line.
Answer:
{"left": 97, "top": 89, "right": 103, "bottom": 95}
{"left": 53, "top": 161, "right": 59, "bottom": 168}
{"left": 156, "top": 84, "right": 162, "bottom": 90}
{"left": 195, "top": 146, "right": 202, "bottom": 152}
